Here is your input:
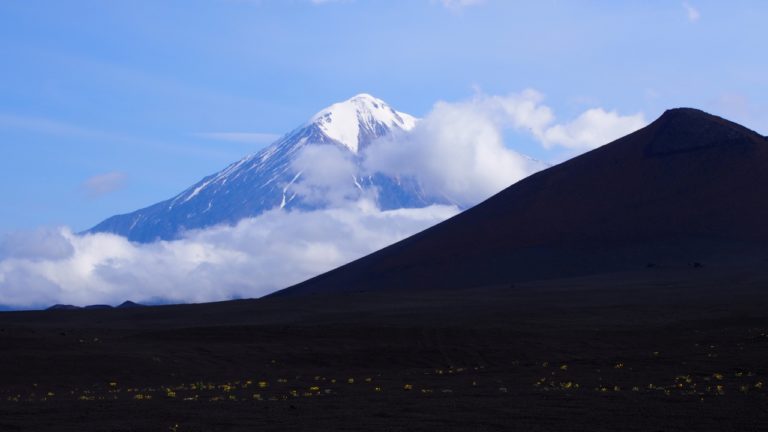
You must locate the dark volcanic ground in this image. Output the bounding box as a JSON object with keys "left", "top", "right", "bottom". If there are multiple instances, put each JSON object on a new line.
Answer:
{"left": 2, "top": 263, "right": 768, "bottom": 431}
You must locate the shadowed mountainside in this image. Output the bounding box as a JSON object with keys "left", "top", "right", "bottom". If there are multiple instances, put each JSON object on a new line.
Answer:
{"left": 274, "top": 108, "right": 768, "bottom": 297}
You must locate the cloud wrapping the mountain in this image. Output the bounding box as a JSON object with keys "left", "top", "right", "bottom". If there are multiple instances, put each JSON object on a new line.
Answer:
{"left": 290, "top": 145, "right": 363, "bottom": 206}
{"left": 492, "top": 89, "right": 645, "bottom": 151}
{"left": 362, "top": 89, "right": 643, "bottom": 206}
{"left": 0, "top": 203, "right": 458, "bottom": 308}
{"left": 540, "top": 108, "right": 647, "bottom": 150}
{"left": 363, "top": 95, "right": 545, "bottom": 206}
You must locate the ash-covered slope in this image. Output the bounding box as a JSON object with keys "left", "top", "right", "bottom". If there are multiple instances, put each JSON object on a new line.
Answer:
{"left": 274, "top": 108, "right": 768, "bottom": 297}
{"left": 86, "top": 94, "right": 446, "bottom": 242}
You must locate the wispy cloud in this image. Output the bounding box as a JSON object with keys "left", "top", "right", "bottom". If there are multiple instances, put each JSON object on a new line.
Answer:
{"left": 683, "top": 2, "right": 701, "bottom": 22}
{"left": 309, "top": 0, "right": 353, "bottom": 4}
{"left": 437, "top": 0, "right": 485, "bottom": 11}
{"left": 0, "top": 113, "right": 113, "bottom": 141}
{"left": 195, "top": 132, "right": 281, "bottom": 145}
{"left": 0, "top": 112, "right": 244, "bottom": 161}
{"left": 81, "top": 172, "right": 127, "bottom": 198}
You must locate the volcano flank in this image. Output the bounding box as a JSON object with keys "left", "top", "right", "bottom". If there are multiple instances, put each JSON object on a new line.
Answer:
{"left": 275, "top": 108, "right": 768, "bottom": 297}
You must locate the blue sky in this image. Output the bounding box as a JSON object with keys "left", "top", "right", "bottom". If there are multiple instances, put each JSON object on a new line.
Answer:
{"left": 1, "top": 0, "right": 766, "bottom": 234}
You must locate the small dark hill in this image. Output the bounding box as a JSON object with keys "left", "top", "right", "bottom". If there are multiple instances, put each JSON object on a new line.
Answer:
{"left": 274, "top": 108, "right": 768, "bottom": 297}
{"left": 46, "top": 304, "right": 81, "bottom": 311}
{"left": 83, "top": 304, "right": 113, "bottom": 310}
{"left": 116, "top": 301, "right": 145, "bottom": 309}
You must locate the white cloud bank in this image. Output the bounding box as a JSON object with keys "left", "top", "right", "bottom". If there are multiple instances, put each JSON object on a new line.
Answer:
{"left": 0, "top": 203, "right": 458, "bottom": 308}
{"left": 486, "top": 89, "right": 646, "bottom": 151}
{"left": 363, "top": 90, "right": 644, "bottom": 204}
{"left": 0, "top": 90, "right": 646, "bottom": 308}
{"left": 539, "top": 107, "right": 646, "bottom": 150}
{"left": 364, "top": 92, "right": 548, "bottom": 206}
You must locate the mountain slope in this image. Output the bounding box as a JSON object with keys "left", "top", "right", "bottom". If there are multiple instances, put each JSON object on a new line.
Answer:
{"left": 273, "top": 108, "right": 768, "bottom": 297}
{"left": 86, "top": 94, "right": 446, "bottom": 242}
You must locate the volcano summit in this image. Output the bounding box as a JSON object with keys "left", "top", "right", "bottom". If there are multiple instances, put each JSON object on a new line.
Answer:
{"left": 86, "top": 94, "right": 446, "bottom": 242}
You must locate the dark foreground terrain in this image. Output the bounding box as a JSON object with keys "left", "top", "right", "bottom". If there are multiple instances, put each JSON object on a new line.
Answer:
{"left": 2, "top": 263, "right": 768, "bottom": 431}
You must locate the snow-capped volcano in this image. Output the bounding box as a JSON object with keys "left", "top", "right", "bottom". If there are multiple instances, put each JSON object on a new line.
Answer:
{"left": 311, "top": 93, "right": 417, "bottom": 153}
{"left": 86, "top": 94, "right": 444, "bottom": 242}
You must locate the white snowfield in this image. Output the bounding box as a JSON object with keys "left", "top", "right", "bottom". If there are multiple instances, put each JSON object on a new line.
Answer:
{"left": 310, "top": 93, "right": 417, "bottom": 153}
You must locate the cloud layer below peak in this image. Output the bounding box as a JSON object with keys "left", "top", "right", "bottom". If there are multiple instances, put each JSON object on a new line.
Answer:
{"left": 0, "top": 203, "right": 459, "bottom": 308}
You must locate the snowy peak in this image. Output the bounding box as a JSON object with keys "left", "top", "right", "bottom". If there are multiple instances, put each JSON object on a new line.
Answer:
{"left": 310, "top": 93, "right": 417, "bottom": 153}
{"left": 86, "top": 93, "right": 435, "bottom": 242}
